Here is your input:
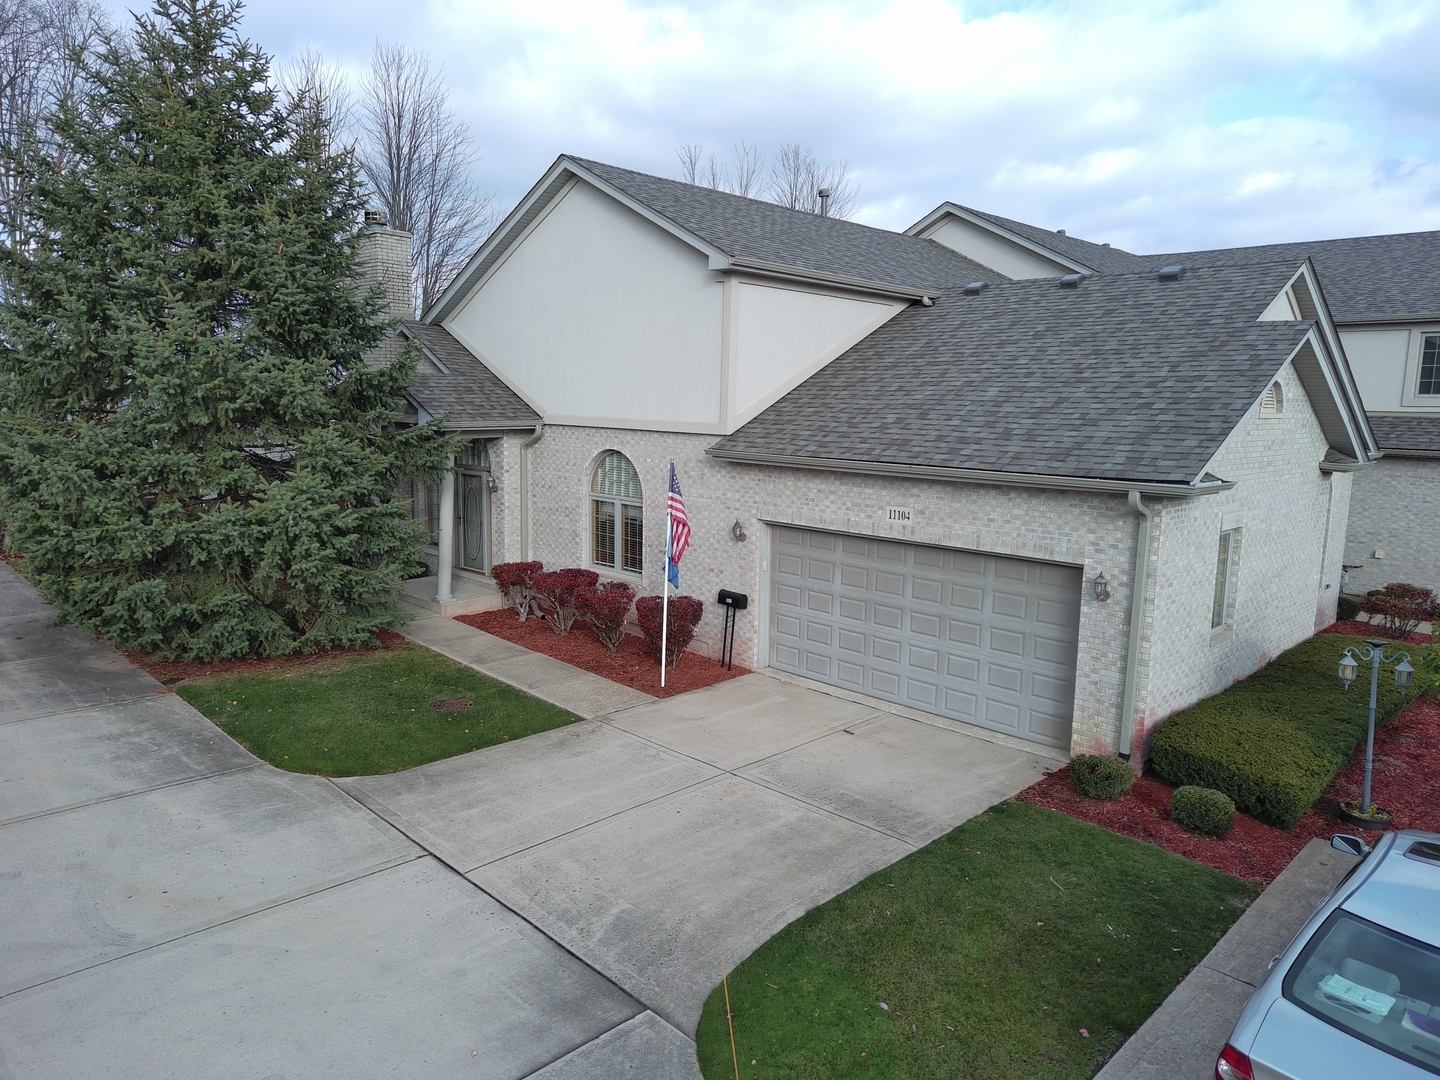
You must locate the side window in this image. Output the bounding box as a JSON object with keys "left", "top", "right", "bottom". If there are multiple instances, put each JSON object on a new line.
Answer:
{"left": 1418, "top": 334, "right": 1440, "bottom": 396}
{"left": 591, "top": 451, "right": 643, "bottom": 574}
{"left": 1212, "top": 529, "right": 1240, "bottom": 631}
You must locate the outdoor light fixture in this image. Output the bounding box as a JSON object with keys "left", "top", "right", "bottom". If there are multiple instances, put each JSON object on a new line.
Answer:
{"left": 1093, "top": 572, "right": 1110, "bottom": 602}
{"left": 731, "top": 519, "right": 747, "bottom": 542}
{"left": 486, "top": 475, "right": 498, "bottom": 493}
{"left": 1339, "top": 652, "right": 1358, "bottom": 686}
{"left": 1338, "top": 639, "right": 1413, "bottom": 819}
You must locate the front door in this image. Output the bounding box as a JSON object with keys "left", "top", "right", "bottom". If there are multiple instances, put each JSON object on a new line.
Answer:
{"left": 459, "top": 471, "right": 489, "bottom": 573}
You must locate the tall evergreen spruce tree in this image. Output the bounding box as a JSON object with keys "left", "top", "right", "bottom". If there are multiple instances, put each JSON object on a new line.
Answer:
{"left": 0, "top": 0, "right": 451, "bottom": 659}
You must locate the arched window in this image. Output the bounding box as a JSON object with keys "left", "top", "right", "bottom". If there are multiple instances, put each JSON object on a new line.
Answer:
{"left": 592, "top": 451, "right": 643, "bottom": 574}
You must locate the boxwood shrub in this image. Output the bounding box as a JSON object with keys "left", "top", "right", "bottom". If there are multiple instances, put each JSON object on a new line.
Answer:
{"left": 1171, "top": 786, "right": 1236, "bottom": 837}
{"left": 1335, "top": 595, "right": 1361, "bottom": 622}
{"left": 1070, "top": 754, "right": 1134, "bottom": 799}
{"left": 1149, "top": 634, "right": 1419, "bottom": 829}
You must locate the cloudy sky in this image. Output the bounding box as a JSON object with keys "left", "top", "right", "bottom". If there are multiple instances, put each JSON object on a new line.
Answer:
{"left": 102, "top": 0, "right": 1440, "bottom": 254}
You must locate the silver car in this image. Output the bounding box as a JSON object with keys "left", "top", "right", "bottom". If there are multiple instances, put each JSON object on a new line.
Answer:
{"left": 1216, "top": 829, "right": 1440, "bottom": 1079}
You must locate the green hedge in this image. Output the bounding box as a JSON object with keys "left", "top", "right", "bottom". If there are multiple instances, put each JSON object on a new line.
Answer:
{"left": 1150, "top": 634, "right": 1419, "bottom": 829}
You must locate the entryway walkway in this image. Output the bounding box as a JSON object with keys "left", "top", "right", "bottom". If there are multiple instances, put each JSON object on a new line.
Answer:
{"left": 1, "top": 571, "right": 1052, "bottom": 1078}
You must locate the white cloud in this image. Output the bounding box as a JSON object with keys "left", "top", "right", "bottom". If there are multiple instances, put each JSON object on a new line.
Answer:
{"left": 94, "top": 0, "right": 1440, "bottom": 250}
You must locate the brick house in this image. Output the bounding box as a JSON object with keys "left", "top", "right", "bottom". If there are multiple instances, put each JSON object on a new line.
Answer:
{"left": 363, "top": 156, "right": 1379, "bottom": 761}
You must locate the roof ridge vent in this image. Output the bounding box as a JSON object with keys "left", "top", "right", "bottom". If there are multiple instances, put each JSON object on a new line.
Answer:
{"left": 1158, "top": 265, "right": 1185, "bottom": 281}
{"left": 1058, "top": 273, "right": 1084, "bottom": 288}
{"left": 964, "top": 281, "right": 987, "bottom": 295}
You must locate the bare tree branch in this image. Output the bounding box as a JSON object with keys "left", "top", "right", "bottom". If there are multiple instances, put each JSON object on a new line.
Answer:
{"left": 276, "top": 46, "right": 354, "bottom": 159}
{"left": 675, "top": 140, "right": 858, "bottom": 218}
{"left": 357, "top": 42, "right": 497, "bottom": 316}
{"left": 0, "top": 0, "right": 113, "bottom": 246}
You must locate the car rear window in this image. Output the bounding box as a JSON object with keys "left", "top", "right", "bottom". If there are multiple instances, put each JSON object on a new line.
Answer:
{"left": 1283, "top": 910, "right": 1440, "bottom": 1075}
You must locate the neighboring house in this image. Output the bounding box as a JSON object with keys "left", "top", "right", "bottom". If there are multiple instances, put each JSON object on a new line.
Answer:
{"left": 362, "top": 157, "right": 1380, "bottom": 761}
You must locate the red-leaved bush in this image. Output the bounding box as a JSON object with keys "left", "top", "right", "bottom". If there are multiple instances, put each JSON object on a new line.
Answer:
{"left": 1362, "top": 582, "right": 1440, "bottom": 640}
{"left": 531, "top": 568, "right": 600, "bottom": 635}
{"left": 492, "top": 561, "right": 544, "bottom": 620}
{"left": 576, "top": 581, "right": 636, "bottom": 653}
{"left": 636, "top": 595, "right": 704, "bottom": 667}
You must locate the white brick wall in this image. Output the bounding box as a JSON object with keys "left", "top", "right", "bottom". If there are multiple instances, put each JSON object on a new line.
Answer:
{"left": 1138, "top": 362, "right": 1344, "bottom": 749}
{"left": 1343, "top": 456, "right": 1440, "bottom": 594}
{"left": 510, "top": 426, "right": 1138, "bottom": 755}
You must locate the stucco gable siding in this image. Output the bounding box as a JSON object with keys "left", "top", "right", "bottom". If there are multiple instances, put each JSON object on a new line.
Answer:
{"left": 444, "top": 180, "right": 725, "bottom": 430}
{"left": 1138, "top": 362, "right": 1340, "bottom": 743}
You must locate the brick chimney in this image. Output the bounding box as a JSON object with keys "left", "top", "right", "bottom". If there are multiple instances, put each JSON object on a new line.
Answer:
{"left": 356, "top": 209, "right": 416, "bottom": 326}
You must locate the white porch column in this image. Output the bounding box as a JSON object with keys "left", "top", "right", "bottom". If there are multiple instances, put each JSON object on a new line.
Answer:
{"left": 433, "top": 457, "right": 457, "bottom": 604}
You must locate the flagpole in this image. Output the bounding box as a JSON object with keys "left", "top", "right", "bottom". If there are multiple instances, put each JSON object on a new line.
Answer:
{"left": 660, "top": 487, "right": 672, "bottom": 689}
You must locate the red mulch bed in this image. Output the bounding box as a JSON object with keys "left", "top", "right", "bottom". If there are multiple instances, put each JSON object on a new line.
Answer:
{"left": 456, "top": 608, "right": 750, "bottom": 698}
{"left": 1319, "top": 620, "right": 1432, "bottom": 645}
{"left": 126, "top": 629, "right": 410, "bottom": 685}
{"left": 1018, "top": 693, "right": 1440, "bottom": 885}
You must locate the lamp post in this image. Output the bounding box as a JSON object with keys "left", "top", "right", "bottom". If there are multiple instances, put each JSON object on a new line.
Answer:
{"left": 1338, "top": 639, "right": 1414, "bottom": 817}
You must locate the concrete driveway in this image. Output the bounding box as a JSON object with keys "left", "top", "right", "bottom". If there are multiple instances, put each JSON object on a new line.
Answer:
{"left": 1, "top": 568, "right": 1051, "bottom": 1078}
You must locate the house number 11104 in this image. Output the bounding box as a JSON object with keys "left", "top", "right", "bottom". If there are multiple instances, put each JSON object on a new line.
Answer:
{"left": 886, "top": 506, "right": 913, "bottom": 522}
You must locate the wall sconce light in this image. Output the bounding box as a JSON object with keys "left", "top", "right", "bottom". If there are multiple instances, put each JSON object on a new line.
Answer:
{"left": 485, "top": 475, "right": 498, "bottom": 493}
{"left": 731, "top": 520, "right": 747, "bottom": 542}
{"left": 1093, "top": 572, "right": 1111, "bottom": 602}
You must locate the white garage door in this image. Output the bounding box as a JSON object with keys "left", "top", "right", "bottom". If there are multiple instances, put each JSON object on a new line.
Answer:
{"left": 769, "top": 527, "right": 1082, "bottom": 749}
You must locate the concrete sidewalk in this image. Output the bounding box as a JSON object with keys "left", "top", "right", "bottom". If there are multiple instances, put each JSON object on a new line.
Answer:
{"left": 1095, "top": 837, "right": 1360, "bottom": 1080}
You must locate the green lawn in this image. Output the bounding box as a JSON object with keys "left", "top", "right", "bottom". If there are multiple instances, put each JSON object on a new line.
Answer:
{"left": 176, "top": 644, "right": 579, "bottom": 775}
{"left": 697, "top": 801, "right": 1257, "bottom": 1080}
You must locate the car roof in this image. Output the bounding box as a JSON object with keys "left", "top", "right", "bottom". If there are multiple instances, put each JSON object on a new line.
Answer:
{"left": 1341, "top": 830, "right": 1440, "bottom": 949}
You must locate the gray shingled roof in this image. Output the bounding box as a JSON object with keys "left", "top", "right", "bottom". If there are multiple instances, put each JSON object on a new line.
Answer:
{"left": 710, "top": 263, "right": 1316, "bottom": 485}
{"left": 955, "top": 207, "right": 1440, "bottom": 324}
{"left": 1367, "top": 414, "right": 1440, "bottom": 454}
{"left": 1132, "top": 233, "right": 1440, "bottom": 324}
{"left": 956, "top": 206, "right": 1147, "bottom": 274}
{"left": 401, "top": 322, "right": 539, "bottom": 428}
{"left": 572, "top": 158, "right": 993, "bottom": 294}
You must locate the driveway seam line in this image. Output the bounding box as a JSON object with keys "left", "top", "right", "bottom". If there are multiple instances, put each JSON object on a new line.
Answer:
{"left": 321, "top": 778, "right": 661, "bottom": 1024}
{"left": 0, "top": 691, "right": 166, "bottom": 726}
{"left": 0, "top": 763, "right": 262, "bottom": 829}
{"left": 515, "top": 1011, "right": 696, "bottom": 1078}
{"left": 0, "top": 853, "right": 428, "bottom": 1002}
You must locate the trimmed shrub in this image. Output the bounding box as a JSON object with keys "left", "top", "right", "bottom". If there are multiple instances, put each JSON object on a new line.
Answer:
{"left": 636, "top": 595, "right": 704, "bottom": 667}
{"left": 1361, "top": 582, "right": 1438, "bottom": 640}
{"left": 530, "top": 569, "right": 599, "bottom": 635}
{"left": 1150, "top": 634, "right": 1419, "bottom": 828}
{"left": 1335, "top": 595, "right": 1361, "bottom": 622}
{"left": 1171, "top": 786, "right": 1236, "bottom": 837}
{"left": 1069, "top": 754, "right": 1134, "bottom": 800}
{"left": 492, "top": 561, "right": 543, "bottom": 620}
{"left": 576, "top": 581, "right": 635, "bottom": 653}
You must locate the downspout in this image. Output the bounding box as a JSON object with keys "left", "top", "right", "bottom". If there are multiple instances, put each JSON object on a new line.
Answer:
{"left": 518, "top": 423, "right": 544, "bottom": 561}
{"left": 1118, "top": 490, "right": 1153, "bottom": 762}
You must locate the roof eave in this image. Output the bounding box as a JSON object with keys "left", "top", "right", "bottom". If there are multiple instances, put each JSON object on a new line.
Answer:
{"left": 903, "top": 201, "right": 1094, "bottom": 275}
{"left": 704, "top": 447, "right": 1233, "bottom": 498}
{"left": 724, "top": 257, "right": 935, "bottom": 302}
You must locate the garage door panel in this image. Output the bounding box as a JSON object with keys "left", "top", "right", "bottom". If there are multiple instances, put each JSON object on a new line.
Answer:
{"left": 870, "top": 670, "right": 900, "bottom": 696}
{"left": 946, "top": 654, "right": 979, "bottom": 682}
{"left": 912, "top": 577, "right": 943, "bottom": 604}
{"left": 872, "top": 636, "right": 902, "bottom": 663}
{"left": 991, "top": 590, "right": 1028, "bottom": 619}
{"left": 769, "top": 528, "right": 1079, "bottom": 749}
{"left": 910, "top": 611, "right": 942, "bottom": 638}
{"left": 948, "top": 584, "right": 984, "bottom": 611}
{"left": 1033, "top": 634, "right": 1077, "bottom": 666}
{"left": 873, "top": 604, "right": 902, "bottom": 630}
{"left": 947, "top": 619, "right": 981, "bottom": 647}
{"left": 875, "top": 571, "right": 904, "bottom": 596}
{"left": 907, "top": 644, "right": 940, "bottom": 673}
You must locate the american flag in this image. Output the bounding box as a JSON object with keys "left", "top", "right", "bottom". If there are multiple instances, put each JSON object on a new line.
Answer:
{"left": 666, "top": 462, "right": 690, "bottom": 588}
